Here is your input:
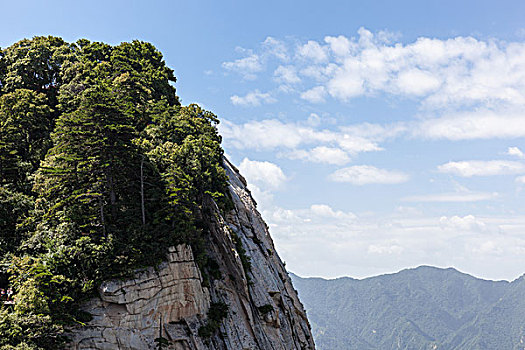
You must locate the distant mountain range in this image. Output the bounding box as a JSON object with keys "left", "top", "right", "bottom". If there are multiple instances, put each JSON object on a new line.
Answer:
{"left": 291, "top": 266, "right": 525, "bottom": 349}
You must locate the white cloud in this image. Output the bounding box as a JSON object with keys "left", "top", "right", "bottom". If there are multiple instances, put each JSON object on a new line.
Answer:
{"left": 471, "top": 240, "right": 504, "bottom": 255}
{"left": 310, "top": 204, "right": 357, "bottom": 220}
{"left": 238, "top": 158, "right": 287, "bottom": 190}
{"left": 259, "top": 197, "right": 525, "bottom": 280}
{"left": 222, "top": 53, "right": 262, "bottom": 80}
{"left": 266, "top": 203, "right": 357, "bottom": 226}
{"left": 340, "top": 122, "right": 407, "bottom": 141}
{"left": 274, "top": 65, "right": 301, "bottom": 84}
{"left": 230, "top": 90, "right": 276, "bottom": 106}
{"left": 222, "top": 37, "right": 287, "bottom": 80}
{"left": 262, "top": 37, "right": 289, "bottom": 61}
{"left": 438, "top": 160, "right": 525, "bottom": 177}
{"left": 219, "top": 119, "right": 386, "bottom": 156}
{"left": 326, "top": 66, "right": 365, "bottom": 99}
{"left": 220, "top": 119, "right": 320, "bottom": 150}
{"left": 416, "top": 109, "right": 525, "bottom": 140}
{"left": 245, "top": 183, "right": 274, "bottom": 210}
{"left": 439, "top": 215, "right": 487, "bottom": 232}
{"left": 284, "top": 146, "right": 351, "bottom": 165}
{"left": 324, "top": 35, "right": 352, "bottom": 57}
{"left": 368, "top": 243, "right": 404, "bottom": 255}
{"left": 403, "top": 192, "right": 498, "bottom": 202}
{"left": 337, "top": 135, "right": 383, "bottom": 153}
{"left": 225, "top": 103, "right": 525, "bottom": 145}
{"left": 395, "top": 68, "right": 441, "bottom": 96}
{"left": 224, "top": 106, "right": 520, "bottom": 143}
{"left": 306, "top": 113, "right": 321, "bottom": 126}
{"left": 315, "top": 30, "right": 525, "bottom": 107}
{"left": 226, "top": 28, "right": 525, "bottom": 114}
{"left": 300, "top": 86, "right": 327, "bottom": 103}
{"left": 220, "top": 30, "right": 525, "bottom": 282}
{"left": 515, "top": 175, "right": 525, "bottom": 184}
{"left": 328, "top": 165, "right": 409, "bottom": 185}
{"left": 507, "top": 146, "right": 525, "bottom": 158}
{"left": 297, "top": 40, "right": 329, "bottom": 63}
{"left": 299, "top": 64, "right": 336, "bottom": 81}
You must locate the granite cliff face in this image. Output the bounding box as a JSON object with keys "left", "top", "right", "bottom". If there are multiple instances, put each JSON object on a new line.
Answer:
{"left": 69, "top": 159, "right": 315, "bottom": 349}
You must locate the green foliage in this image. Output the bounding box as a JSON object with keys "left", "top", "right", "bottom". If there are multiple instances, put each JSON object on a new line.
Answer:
{"left": 0, "top": 343, "right": 39, "bottom": 350}
{"left": 0, "top": 308, "right": 65, "bottom": 350}
{"left": 198, "top": 302, "right": 229, "bottom": 338}
{"left": 0, "top": 36, "right": 71, "bottom": 101}
{"left": 154, "top": 336, "right": 169, "bottom": 349}
{"left": 0, "top": 187, "right": 33, "bottom": 257}
{"left": 0, "top": 36, "right": 231, "bottom": 349}
{"left": 34, "top": 78, "right": 142, "bottom": 237}
{"left": 0, "top": 89, "right": 52, "bottom": 193}
{"left": 258, "top": 304, "right": 273, "bottom": 315}
{"left": 206, "top": 258, "right": 222, "bottom": 281}
{"left": 142, "top": 103, "right": 229, "bottom": 212}
{"left": 230, "top": 229, "right": 252, "bottom": 281}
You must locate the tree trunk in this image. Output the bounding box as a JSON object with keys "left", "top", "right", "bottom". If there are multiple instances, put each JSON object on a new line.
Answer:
{"left": 140, "top": 155, "right": 146, "bottom": 226}
{"left": 99, "top": 196, "right": 106, "bottom": 237}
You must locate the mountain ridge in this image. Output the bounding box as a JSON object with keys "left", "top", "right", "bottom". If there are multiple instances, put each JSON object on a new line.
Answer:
{"left": 291, "top": 265, "right": 519, "bottom": 283}
{"left": 291, "top": 266, "right": 524, "bottom": 350}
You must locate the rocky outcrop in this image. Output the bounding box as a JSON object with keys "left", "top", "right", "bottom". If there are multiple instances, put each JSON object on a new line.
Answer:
{"left": 69, "top": 245, "right": 209, "bottom": 349}
{"left": 69, "top": 159, "right": 315, "bottom": 349}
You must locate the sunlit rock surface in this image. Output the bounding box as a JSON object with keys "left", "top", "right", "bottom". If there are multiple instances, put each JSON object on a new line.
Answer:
{"left": 69, "top": 159, "right": 315, "bottom": 350}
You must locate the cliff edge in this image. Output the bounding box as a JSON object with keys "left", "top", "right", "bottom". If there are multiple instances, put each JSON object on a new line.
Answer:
{"left": 69, "top": 159, "right": 315, "bottom": 349}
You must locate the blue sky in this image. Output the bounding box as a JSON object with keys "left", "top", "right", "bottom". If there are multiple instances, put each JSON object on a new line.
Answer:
{"left": 3, "top": 0, "right": 525, "bottom": 280}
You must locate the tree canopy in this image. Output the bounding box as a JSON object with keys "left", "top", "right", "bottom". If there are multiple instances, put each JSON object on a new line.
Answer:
{"left": 0, "top": 36, "right": 230, "bottom": 349}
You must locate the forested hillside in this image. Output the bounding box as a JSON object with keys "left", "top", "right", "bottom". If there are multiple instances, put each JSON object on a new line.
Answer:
{"left": 0, "top": 36, "right": 232, "bottom": 349}
{"left": 292, "top": 266, "right": 525, "bottom": 349}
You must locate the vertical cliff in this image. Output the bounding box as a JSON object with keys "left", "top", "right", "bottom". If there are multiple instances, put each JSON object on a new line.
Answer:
{"left": 69, "top": 159, "right": 315, "bottom": 349}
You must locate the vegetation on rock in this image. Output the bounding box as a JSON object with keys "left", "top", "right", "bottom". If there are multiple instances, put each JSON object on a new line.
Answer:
{"left": 0, "top": 36, "right": 230, "bottom": 349}
{"left": 198, "top": 301, "right": 229, "bottom": 339}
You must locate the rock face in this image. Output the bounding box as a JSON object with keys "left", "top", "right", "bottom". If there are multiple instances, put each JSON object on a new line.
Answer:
{"left": 69, "top": 159, "right": 315, "bottom": 349}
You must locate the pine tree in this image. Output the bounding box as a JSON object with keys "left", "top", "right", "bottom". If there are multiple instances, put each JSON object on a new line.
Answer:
{"left": 0, "top": 89, "right": 52, "bottom": 193}
{"left": 35, "top": 72, "right": 139, "bottom": 239}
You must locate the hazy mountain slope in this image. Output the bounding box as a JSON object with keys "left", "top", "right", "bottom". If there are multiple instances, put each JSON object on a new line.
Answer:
{"left": 291, "top": 266, "right": 523, "bottom": 350}
{"left": 443, "top": 275, "right": 525, "bottom": 349}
